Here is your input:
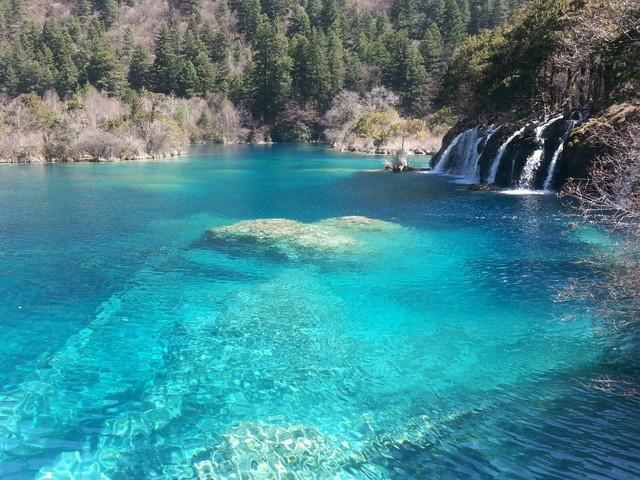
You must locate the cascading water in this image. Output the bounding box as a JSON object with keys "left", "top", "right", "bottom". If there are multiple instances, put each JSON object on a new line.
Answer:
{"left": 542, "top": 120, "right": 579, "bottom": 191}
{"left": 517, "top": 116, "right": 563, "bottom": 190}
{"left": 486, "top": 126, "right": 526, "bottom": 184}
{"left": 434, "top": 114, "right": 580, "bottom": 192}
{"left": 432, "top": 132, "right": 465, "bottom": 174}
{"left": 468, "top": 125, "right": 499, "bottom": 183}
{"left": 432, "top": 126, "right": 498, "bottom": 183}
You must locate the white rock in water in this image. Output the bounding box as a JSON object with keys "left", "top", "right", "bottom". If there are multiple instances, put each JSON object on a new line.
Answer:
{"left": 206, "top": 216, "right": 404, "bottom": 257}
{"left": 316, "top": 216, "right": 402, "bottom": 233}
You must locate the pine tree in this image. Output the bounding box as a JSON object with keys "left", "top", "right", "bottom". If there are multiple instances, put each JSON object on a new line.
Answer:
{"left": 420, "top": 22, "right": 444, "bottom": 76}
{"left": 236, "top": 0, "right": 261, "bottom": 39}
{"left": 75, "top": 0, "right": 92, "bottom": 24}
{"left": 217, "top": 0, "right": 230, "bottom": 17}
{"left": 290, "top": 34, "right": 311, "bottom": 97}
{"left": 287, "top": 4, "right": 311, "bottom": 37}
{"left": 55, "top": 52, "right": 80, "bottom": 98}
{"left": 306, "top": 0, "right": 322, "bottom": 27}
{"left": 213, "top": 58, "right": 233, "bottom": 93}
{"left": 192, "top": 50, "right": 216, "bottom": 95}
{"left": 67, "top": 16, "right": 82, "bottom": 41}
{"left": 87, "top": 35, "right": 126, "bottom": 95}
{"left": 359, "top": 12, "right": 376, "bottom": 40}
{"left": 290, "top": 29, "right": 332, "bottom": 109}
{"left": 18, "top": 20, "right": 40, "bottom": 53}
{"left": 35, "top": 45, "right": 56, "bottom": 93}
{"left": 100, "top": 0, "right": 119, "bottom": 29}
{"left": 343, "top": 51, "right": 363, "bottom": 92}
{"left": 121, "top": 26, "right": 135, "bottom": 58}
{"left": 321, "top": 0, "right": 341, "bottom": 33}
{"left": 391, "top": 0, "right": 419, "bottom": 34}
{"left": 41, "top": 19, "right": 62, "bottom": 56}
{"left": 87, "top": 17, "right": 105, "bottom": 43}
{"left": 153, "top": 23, "right": 181, "bottom": 94}
{"left": 180, "top": 0, "right": 203, "bottom": 17}
{"left": 489, "top": 0, "right": 508, "bottom": 28}
{"left": 128, "top": 43, "right": 153, "bottom": 90}
{"left": 200, "top": 22, "right": 231, "bottom": 63}
{"left": 261, "top": 0, "right": 289, "bottom": 20}
{"left": 442, "top": 0, "right": 466, "bottom": 47}
{"left": 8, "top": 0, "right": 26, "bottom": 35}
{"left": 4, "top": 63, "right": 20, "bottom": 96}
{"left": 0, "top": 10, "right": 6, "bottom": 44}
{"left": 354, "top": 33, "right": 370, "bottom": 62}
{"left": 375, "top": 12, "right": 391, "bottom": 37}
{"left": 178, "top": 60, "right": 199, "bottom": 97}
{"left": 457, "top": 0, "right": 471, "bottom": 31}
{"left": 248, "top": 15, "right": 292, "bottom": 122}
{"left": 6, "top": 41, "right": 29, "bottom": 95}
{"left": 326, "top": 30, "right": 344, "bottom": 101}
{"left": 428, "top": 0, "right": 445, "bottom": 26}
{"left": 383, "top": 30, "right": 430, "bottom": 115}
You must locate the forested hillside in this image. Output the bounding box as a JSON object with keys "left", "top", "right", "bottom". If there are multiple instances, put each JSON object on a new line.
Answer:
{"left": 0, "top": 0, "right": 528, "bottom": 160}
{"left": 435, "top": 0, "right": 639, "bottom": 187}
{"left": 438, "top": 0, "right": 639, "bottom": 122}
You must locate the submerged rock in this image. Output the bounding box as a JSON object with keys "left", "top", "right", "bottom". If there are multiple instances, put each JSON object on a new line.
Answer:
{"left": 316, "top": 215, "right": 402, "bottom": 233}
{"left": 193, "top": 421, "right": 360, "bottom": 480}
{"left": 206, "top": 218, "right": 358, "bottom": 253}
{"left": 205, "top": 216, "right": 402, "bottom": 258}
{"left": 466, "top": 183, "right": 501, "bottom": 191}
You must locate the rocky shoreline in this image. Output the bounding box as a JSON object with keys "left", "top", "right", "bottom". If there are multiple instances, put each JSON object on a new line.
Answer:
{"left": 0, "top": 150, "right": 185, "bottom": 164}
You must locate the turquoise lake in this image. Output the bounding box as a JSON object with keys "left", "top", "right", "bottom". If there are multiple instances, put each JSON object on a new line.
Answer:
{"left": 0, "top": 143, "right": 639, "bottom": 479}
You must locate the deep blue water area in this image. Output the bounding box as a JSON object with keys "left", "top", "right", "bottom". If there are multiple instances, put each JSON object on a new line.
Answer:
{"left": 0, "top": 144, "right": 638, "bottom": 480}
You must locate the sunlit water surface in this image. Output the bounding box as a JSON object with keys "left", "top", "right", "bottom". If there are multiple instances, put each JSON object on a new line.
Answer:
{"left": 0, "top": 144, "right": 638, "bottom": 480}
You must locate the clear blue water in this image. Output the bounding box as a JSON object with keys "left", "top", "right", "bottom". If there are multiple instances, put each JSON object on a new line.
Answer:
{"left": 0, "top": 144, "right": 639, "bottom": 480}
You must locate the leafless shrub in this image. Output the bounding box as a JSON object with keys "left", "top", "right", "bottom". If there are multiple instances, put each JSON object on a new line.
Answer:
{"left": 43, "top": 122, "right": 78, "bottom": 161}
{"left": 353, "top": 0, "right": 391, "bottom": 14}
{"left": 27, "top": 1, "right": 74, "bottom": 24}
{"left": 75, "top": 129, "right": 125, "bottom": 160}
{"left": 362, "top": 86, "right": 400, "bottom": 112}
{"left": 562, "top": 120, "right": 640, "bottom": 231}
{"left": 117, "top": 134, "right": 147, "bottom": 159}
{"left": 138, "top": 118, "right": 187, "bottom": 154}
{"left": 325, "top": 91, "right": 364, "bottom": 129}
{"left": 82, "top": 88, "right": 128, "bottom": 129}
{"left": 112, "top": 0, "right": 173, "bottom": 50}
{"left": 202, "top": 0, "right": 237, "bottom": 32}
{"left": 211, "top": 99, "right": 248, "bottom": 143}
{"left": 42, "top": 90, "right": 63, "bottom": 115}
{"left": 0, "top": 131, "right": 44, "bottom": 162}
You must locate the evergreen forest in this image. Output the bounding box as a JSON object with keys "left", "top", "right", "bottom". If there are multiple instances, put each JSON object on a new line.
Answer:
{"left": 0, "top": 0, "right": 529, "bottom": 159}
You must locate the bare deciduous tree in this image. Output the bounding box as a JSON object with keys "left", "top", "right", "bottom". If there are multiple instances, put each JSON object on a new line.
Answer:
{"left": 560, "top": 118, "right": 640, "bottom": 394}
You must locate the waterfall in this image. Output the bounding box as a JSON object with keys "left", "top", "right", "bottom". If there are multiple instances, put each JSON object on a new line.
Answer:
{"left": 542, "top": 120, "right": 579, "bottom": 191}
{"left": 435, "top": 115, "right": 579, "bottom": 191}
{"left": 486, "top": 126, "right": 526, "bottom": 184}
{"left": 432, "top": 129, "right": 474, "bottom": 174}
{"left": 467, "top": 125, "right": 499, "bottom": 184}
{"left": 433, "top": 126, "right": 498, "bottom": 183}
{"left": 517, "top": 116, "right": 563, "bottom": 190}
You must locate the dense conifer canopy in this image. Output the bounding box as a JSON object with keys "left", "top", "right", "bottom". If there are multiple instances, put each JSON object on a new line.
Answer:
{"left": 0, "top": 0, "right": 531, "bottom": 128}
